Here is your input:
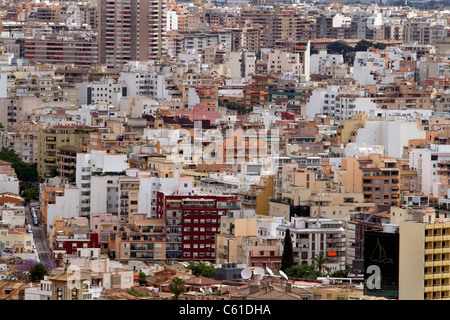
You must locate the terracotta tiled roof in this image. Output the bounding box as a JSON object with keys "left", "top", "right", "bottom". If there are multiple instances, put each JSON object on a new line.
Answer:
{"left": 184, "top": 276, "right": 222, "bottom": 286}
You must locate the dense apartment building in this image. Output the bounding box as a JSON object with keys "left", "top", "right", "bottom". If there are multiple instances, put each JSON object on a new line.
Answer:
{"left": 237, "top": 7, "right": 313, "bottom": 48}
{"left": 215, "top": 212, "right": 283, "bottom": 269}
{"left": 0, "top": 121, "right": 43, "bottom": 164}
{"left": 56, "top": 145, "right": 85, "bottom": 182}
{"left": 403, "top": 19, "right": 447, "bottom": 45}
{"left": 24, "top": 33, "right": 98, "bottom": 67}
{"left": 91, "top": 213, "right": 120, "bottom": 254}
{"left": 98, "top": 0, "right": 167, "bottom": 69}
{"left": 366, "top": 78, "right": 434, "bottom": 110}
{"left": 156, "top": 192, "right": 240, "bottom": 262}
{"left": 339, "top": 154, "right": 401, "bottom": 206}
{"left": 116, "top": 212, "right": 166, "bottom": 262}
{"left": 277, "top": 217, "right": 347, "bottom": 272}
{"left": 37, "top": 125, "right": 93, "bottom": 179}
{"left": 49, "top": 216, "right": 99, "bottom": 267}
{"left": 76, "top": 149, "right": 128, "bottom": 218}
{"left": 398, "top": 210, "right": 450, "bottom": 300}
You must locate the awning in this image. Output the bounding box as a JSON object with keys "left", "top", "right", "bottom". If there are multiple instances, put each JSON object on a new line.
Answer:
{"left": 327, "top": 251, "right": 337, "bottom": 257}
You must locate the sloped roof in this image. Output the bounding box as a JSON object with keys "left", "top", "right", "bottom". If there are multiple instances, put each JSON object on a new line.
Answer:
{"left": 184, "top": 276, "right": 222, "bottom": 286}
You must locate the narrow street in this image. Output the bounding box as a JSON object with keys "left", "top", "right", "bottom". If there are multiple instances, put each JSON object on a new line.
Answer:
{"left": 26, "top": 201, "right": 52, "bottom": 264}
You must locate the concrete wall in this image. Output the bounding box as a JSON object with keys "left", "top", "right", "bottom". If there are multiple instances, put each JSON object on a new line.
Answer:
{"left": 399, "top": 220, "right": 425, "bottom": 300}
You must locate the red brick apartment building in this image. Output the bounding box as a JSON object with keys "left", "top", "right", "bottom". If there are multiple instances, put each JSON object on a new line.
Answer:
{"left": 156, "top": 192, "right": 240, "bottom": 262}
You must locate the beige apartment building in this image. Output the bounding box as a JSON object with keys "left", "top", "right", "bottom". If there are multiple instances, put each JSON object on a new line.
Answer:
{"left": 215, "top": 213, "right": 279, "bottom": 268}
{"left": 277, "top": 169, "right": 374, "bottom": 218}
{"left": 0, "top": 227, "right": 33, "bottom": 253}
{"left": 366, "top": 78, "right": 434, "bottom": 110}
{"left": 399, "top": 209, "right": 450, "bottom": 300}
{"left": 0, "top": 121, "right": 43, "bottom": 164}
{"left": 338, "top": 154, "right": 401, "bottom": 206}
{"left": 114, "top": 213, "right": 166, "bottom": 262}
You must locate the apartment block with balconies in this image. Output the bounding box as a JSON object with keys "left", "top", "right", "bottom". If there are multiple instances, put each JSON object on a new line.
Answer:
{"left": 276, "top": 217, "right": 347, "bottom": 272}
{"left": 399, "top": 210, "right": 450, "bottom": 300}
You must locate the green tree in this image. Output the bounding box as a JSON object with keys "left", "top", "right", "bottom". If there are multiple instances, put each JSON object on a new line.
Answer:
{"left": 285, "top": 264, "right": 322, "bottom": 279}
{"left": 28, "top": 263, "right": 49, "bottom": 282}
{"left": 49, "top": 166, "right": 58, "bottom": 178}
{"left": 281, "top": 228, "right": 294, "bottom": 271}
{"left": 22, "top": 187, "right": 39, "bottom": 202}
{"left": 68, "top": 169, "right": 76, "bottom": 183}
{"left": 330, "top": 266, "right": 351, "bottom": 278}
{"left": 187, "top": 261, "right": 216, "bottom": 278}
{"left": 224, "top": 102, "right": 250, "bottom": 115}
{"left": 355, "top": 39, "right": 373, "bottom": 52}
{"left": 0, "top": 148, "right": 38, "bottom": 183}
{"left": 326, "top": 41, "right": 354, "bottom": 55}
{"left": 373, "top": 42, "right": 388, "bottom": 50}
{"left": 127, "top": 287, "right": 149, "bottom": 297}
{"left": 169, "top": 277, "right": 186, "bottom": 300}
{"left": 138, "top": 271, "right": 147, "bottom": 286}
{"left": 312, "top": 252, "right": 331, "bottom": 275}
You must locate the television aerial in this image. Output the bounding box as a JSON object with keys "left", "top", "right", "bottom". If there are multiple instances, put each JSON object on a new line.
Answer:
{"left": 241, "top": 268, "right": 252, "bottom": 280}
{"left": 253, "top": 267, "right": 265, "bottom": 280}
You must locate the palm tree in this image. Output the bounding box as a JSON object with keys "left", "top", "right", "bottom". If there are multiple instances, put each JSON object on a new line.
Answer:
{"left": 312, "top": 252, "right": 331, "bottom": 275}
{"left": 169, "top": 277, "right": 186, "bottom": 300}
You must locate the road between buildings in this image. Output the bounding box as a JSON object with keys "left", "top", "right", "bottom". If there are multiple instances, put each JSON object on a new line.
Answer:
{"left": 26, "top": 202, "right": 52, "bottom": 264}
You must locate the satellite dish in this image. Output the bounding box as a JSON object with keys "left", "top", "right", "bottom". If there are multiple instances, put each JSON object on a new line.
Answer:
{"left": 241, "top": 268, "right": 252, "bottom": 280}
{"left": 254, "top": 267, "right": 265, "bottom": 280}
{"left": 279, "top": 270, "right": 289, "bottom": 281}
{"left": 199, "top": 288, "right": 205, "bottom": 293}
{"left": 266, "top": 267, "right": 274, "bottom": 277}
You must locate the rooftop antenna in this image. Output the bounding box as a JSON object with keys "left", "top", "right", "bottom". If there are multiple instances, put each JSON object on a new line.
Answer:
{"left": 266, "top": 267, "right": 274, "bottom": 277}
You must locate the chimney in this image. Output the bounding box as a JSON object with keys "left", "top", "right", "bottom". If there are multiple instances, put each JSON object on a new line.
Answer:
{"left": 285, "top": 282, "right": 292, "bottom": 293}
{"left": 254, "top": 274, "right": 261, "bottom": 286}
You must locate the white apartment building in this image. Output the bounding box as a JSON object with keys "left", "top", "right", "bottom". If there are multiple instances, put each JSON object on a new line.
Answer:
{"left": 409, "top": 144, "right": 450, "bottom": 199}
{"left": 225, "top": 51, "right": 256, "bottom": 84}
{"left": 76, "top": 78, "right": 128, "bottom": 108}
{"left": 0, "top": 203, "right": 25, "bottom": 229}
{"left": 335, "top": 95, "right": 378, "bottom": 120}
{"left": 138, "top": 169, "right": 194, "bottom": 218}
{"left": 276, "top": 217, "right": 347, "bottom": 272}
{"left": 305, "top": 86, "right": 339, "bottom": 119}
{"left": 0, "top": 172, "right": 19, "bottom": 195}
{"left": 267, "top": 49, "right": 303, "bottom": 76}
{"left": 355, "top": 120, "right": 426, "bottom": 159}
{"left": 76, "top": 150, "right": 128, "bottom": 218}
{"left": 45, "top": 185, "right": 81, "bottom": 234}
{"left": 167, "top": 10, "right": 178, "bottom": 31}
{"left": 310, "top": 51, "right": 344, "bottom": 75}
{"left": 352, "top": 51, "right": 390, "bottom": 86}
{"left": 118, "top": 70, "right": 171, "bottom": 101}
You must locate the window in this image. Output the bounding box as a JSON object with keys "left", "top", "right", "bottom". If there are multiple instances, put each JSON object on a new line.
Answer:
{"left": 72, "top": 288, "right": 78, "bottom": 300}
{"left": 57, "top": 287, "right": 63, "bottom": 300}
